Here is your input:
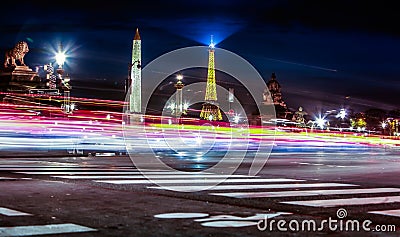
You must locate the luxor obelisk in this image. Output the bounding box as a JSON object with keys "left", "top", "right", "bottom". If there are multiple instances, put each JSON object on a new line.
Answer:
{"left": 129, "top": 28, "right": 142, "bottom": 114}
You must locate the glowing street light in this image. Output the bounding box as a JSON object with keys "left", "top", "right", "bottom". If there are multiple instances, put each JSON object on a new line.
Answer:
{"left": 315, "top": 116, "right": 327, "bottom": 129}
{"left": 174, "top": 74, "right": 185, "bottom": 117}
{"left": 55, "top": 52, "right": 66, "bottom": 67}
{"left": 55, "top": 43, "right": 72, "bottom": 114}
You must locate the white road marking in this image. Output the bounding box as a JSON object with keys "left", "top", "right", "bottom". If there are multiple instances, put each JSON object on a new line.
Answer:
{"left": 96, "top": 178, "right": 303, "bottom": 184}
{"left": 282, "top": 195, "right": 400, "bottom": 207}
{"left": 291, "top": 162, "right": 359, "bottom": 168}
{"left": 154, "top": 213, "right": 209, "bottom": 218}
{"left": 200, "top": 221, "right": 258, "bottom": 227}
{"left": 51, "top": 174, "right": 250, "bottom": 179}
{"left": 148, "top": 183, "right": 356, "bottom": 192}
{"left": 0, "top": 177, "right": 17, "bottom": 180}
{"left": 194, "top": 213, "right": 291, "bottom": 222}
{"left": 210, "top": 188, "right": 400, "bottom": 198}
{"left": 15, "top": 171, "right": 199, "bottom": 175}
{"left": 369, "top": 209, "right": 400, "bottom": 218}
{"left": 0, "top": 223, "right": 96, "bottom": 236}
{"left": 0, "top": 207, "right": 31, "bottom": 216}
{"left": 94, "top": 152, "right": 115, "bottom": 156}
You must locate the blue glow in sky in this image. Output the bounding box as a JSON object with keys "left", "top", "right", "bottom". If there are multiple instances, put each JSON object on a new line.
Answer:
{"left": 183, "top": 20, "right": 244, "bottom": 47}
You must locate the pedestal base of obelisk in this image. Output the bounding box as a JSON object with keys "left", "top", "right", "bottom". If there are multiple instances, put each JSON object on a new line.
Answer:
{"left": 126, "top": 112, "right": 143, "bottom": 124}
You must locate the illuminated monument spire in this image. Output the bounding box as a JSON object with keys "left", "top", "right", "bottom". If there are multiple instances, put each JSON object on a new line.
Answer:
{"left": 200, "top": 36, "right": 222, "bottom": 121}
{"left": 129, "top": 28, "right": 142, "bottom": 113}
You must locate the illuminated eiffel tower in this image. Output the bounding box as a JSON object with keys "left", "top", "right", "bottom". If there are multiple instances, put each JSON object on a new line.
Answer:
{"left": 200, "top": 36, "right": 222, "bottom": 121}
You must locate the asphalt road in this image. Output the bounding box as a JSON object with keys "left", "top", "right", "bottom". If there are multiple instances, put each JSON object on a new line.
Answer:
{"left": 1, "top": 147, "right": 400, "bottom": 236}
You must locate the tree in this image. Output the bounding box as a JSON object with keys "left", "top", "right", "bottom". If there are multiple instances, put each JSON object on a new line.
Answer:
{"left": 364, "top": 108, "right": 387, "bottom": 131}
{"left": 350, "top": 112, "right": 367, "bottom": 130}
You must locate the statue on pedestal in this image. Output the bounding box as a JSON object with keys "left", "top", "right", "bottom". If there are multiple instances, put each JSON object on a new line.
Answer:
{"left": 0, "top": 41, "right": 41, "bottom": 92}
{"left": 293, "top": 106, "right": 308, "bottom": 127}
{"left": 4, "top": 41, "right": 29, "bottom": 68}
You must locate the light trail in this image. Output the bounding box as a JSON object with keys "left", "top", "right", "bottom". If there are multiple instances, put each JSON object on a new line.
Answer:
{"left": 260, "top": 56, "right": 338, "bottom": 72}
{"left": 0, "top": 97, "right": 399, "bottom": 155}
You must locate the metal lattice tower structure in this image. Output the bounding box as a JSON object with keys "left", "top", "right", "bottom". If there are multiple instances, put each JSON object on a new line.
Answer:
{"left": 129, "top": 28, "right": 142, "bottom": 113}
{"left": 200, "top": 36, "right": 222, "bottom": 121}
{"left": 204, "top": 45, "right": 216, "bottom": 101}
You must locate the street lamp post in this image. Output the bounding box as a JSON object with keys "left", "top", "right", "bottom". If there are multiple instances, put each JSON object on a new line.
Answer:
{"left": 55, "top": 44, "right": 72, "bottom": 114}
{"left": 126, "top": 60, "right": 141, "bottom": 95}
{"left": 174, "top": 74, "right": 184, "bottom": 118}
{"left": 381, "top": 121, "right": 387, "bottom": 136}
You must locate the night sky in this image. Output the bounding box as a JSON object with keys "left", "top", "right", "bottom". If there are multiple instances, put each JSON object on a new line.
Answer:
{"left": 1, "top": 0, "right": 399, "bottom": 116}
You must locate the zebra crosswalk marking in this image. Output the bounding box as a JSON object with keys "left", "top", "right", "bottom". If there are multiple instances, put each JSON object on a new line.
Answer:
{"left": 148, "top": 182, "right": 357, "bottom": 192}
{"left": 0, "top": 207, "right": 31, "bottom": 216}
{"left": 369, "top": 209, "right": 400, "bottom": 218}
{"left": 209, "top": 188, "right": 400, "bottom": 198}
{"left": 12, "top": 166, "right": 400, "bottom": 218}
{"left": 51, "top": 174, "right": 251, "bottom": 179}
{"left": 0, "top": 223, "right": 96, "bottom": 236}
{"left": 281, "top": 195, "right": 400, "bottom": 207}
{"left": 95, "top": 178, "right": 303, "bottom": 185}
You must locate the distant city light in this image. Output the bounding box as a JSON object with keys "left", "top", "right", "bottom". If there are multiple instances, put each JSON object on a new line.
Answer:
{"left": 382, "top": 122, "right": 387, "bottom": 129}
{"left": 168, "top": 102, "right": 175, "bottom": 111}
{"left": 336, "top": 109, "right": 347, "bottom": 119}
{"left": 183, "top": 102, "right": 189, "bottom": 110}
{"left": 234, "top": 115, "right": 240, "bottom": 123}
